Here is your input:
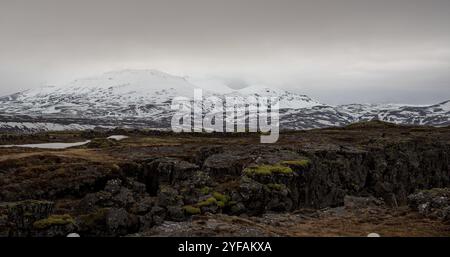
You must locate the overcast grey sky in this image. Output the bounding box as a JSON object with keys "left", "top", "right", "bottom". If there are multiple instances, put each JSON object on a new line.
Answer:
{"left": 0, "top": 0, "right": 449, "bottom": 104}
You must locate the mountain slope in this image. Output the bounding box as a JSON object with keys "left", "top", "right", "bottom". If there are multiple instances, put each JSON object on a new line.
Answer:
{"left": 337, "top": 101, "right": 450, "bottom": 126}
{"left": 0, "top": 69, "right": 448, "bottom": 132}
{"left": 0, "top": 69, "right": 202, "bottom": 119}
{"left": 0, "top": 69, "right": 322, "bottom": 123}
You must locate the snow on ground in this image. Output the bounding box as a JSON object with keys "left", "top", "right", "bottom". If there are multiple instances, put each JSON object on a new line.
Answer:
{"left": 107, "top": 135, "right": 129, "bottom": 141}
{"left": 0, "top": 140, "right": 91, "bottom": 149}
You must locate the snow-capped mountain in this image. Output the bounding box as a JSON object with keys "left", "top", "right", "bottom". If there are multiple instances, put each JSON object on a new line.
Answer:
{"left": 0, "top": 69, "right": 448, "bottom": 132}
{"left": 337, "top": 101, "right": 450, "bottom": 127}
{"left": 0, "top": 69, "right": 202, "bottom": 118}
{"left": 233, "top": 86, "right": 321, "bottom": 109}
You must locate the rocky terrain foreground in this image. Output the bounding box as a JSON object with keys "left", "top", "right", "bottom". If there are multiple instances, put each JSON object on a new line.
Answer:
{"left": 0, "top": 121, "right": 449, "bottom": 237}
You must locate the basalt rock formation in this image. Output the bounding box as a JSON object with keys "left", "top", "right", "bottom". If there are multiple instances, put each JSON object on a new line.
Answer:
{"left": 0, "top": 122, "right": 449, "bottom": 236}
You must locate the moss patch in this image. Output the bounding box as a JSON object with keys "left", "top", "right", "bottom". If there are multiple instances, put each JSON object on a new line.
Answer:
{"left": 197, "top": 197, "right": 217, "bottom": 207}
{"left": 182, "top": 205, "right": 201, "bottom": 215}
{"left": 244, "top": 164, "right": 293, "bottom": 176}
{"left": 212, "top": 192, "right": 231, "bottom": 208}
{"left": 33, "top": 214, "right": 75, "bottom": 230}
{"left": 280, "top": 159, "right": 310, "bottom": 168}
{"left": 217, "top": 201, "right": 225, "bottom": 208}
{"left": 266, "top": 183, "right": 285, "bottom": 191}
{"left": 212, "top": 192, "right": 227, "bottom": 202}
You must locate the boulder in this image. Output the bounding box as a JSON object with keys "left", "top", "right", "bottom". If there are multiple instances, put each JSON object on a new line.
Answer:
{"left": 146, "top": 157, "right": 198, "bottom": 185}
{"left": 408, "top": 188, "right": 450, "bottom": 221}
{"left": 76, "top": 208, "right": 138, "bottom": 236}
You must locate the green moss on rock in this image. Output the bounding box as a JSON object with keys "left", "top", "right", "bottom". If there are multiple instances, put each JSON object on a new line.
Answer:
{"left": 267, "top": 183, "right": 285, "bottom": 191}
{"left": 244, "top": 164, "right": 293, "bottom": 176}
{"left": 33, "top": 214, "right": 75, "bottom": 230}
{"left": 212, "top": 192, "right": 225, "bottom": 202}
{"left": 182, "top": 205, "right": 201, "bottom": 215}
{"left": 197, "top": 197, "right": 217, "bottom": 207}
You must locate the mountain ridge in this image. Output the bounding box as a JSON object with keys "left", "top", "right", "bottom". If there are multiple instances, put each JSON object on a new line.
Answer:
{"left": 0, "top": 69, "right": 448, "bottom": 132}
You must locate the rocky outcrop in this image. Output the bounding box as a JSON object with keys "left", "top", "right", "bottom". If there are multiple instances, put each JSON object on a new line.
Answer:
{"left": 218, "top": 141, "right": 449, "bottom": 213}
{"left": 203, "top": 153, "right": 250, "bottom": 177}
{"left": 408, "top": 188, "right": 450, "bottom": 222}
{"left": 0, "top": 155, "right": 122, "bottom": 201}
{"left": 76, "top": 207, "right": 139, "bottom": 236}
{"left": 32, "top": 214, "right": 77, "bottom": 237}
{"left": 1, "top": 126, "right": 449, "bottom": 236}
{"left": 0, "top": 200, "right": 54, "bottom": 236}
{"left": 146, "top": 157, "right": 199, "bottom": 185}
